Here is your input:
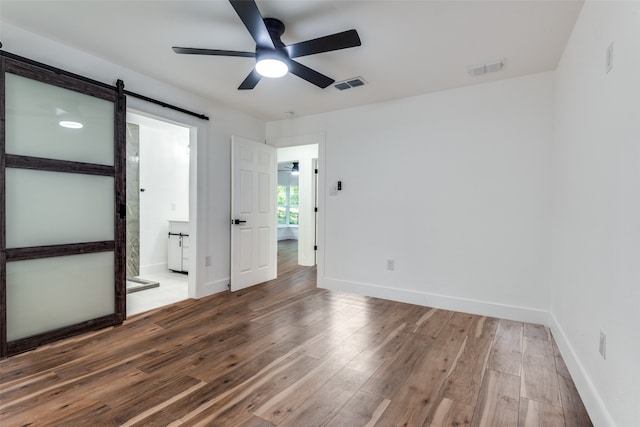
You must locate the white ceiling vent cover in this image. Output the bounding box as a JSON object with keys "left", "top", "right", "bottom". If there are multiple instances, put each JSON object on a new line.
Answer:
{"left": 468, "top": 59, "right": 504, "bottom": 76}
{"left": 334, "top": 76, "right": 367, "bottom": 90}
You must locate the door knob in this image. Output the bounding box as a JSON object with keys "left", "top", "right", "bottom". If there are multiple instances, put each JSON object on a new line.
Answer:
{"left": 232, "top": 219, "right": 247, "bottom": 225}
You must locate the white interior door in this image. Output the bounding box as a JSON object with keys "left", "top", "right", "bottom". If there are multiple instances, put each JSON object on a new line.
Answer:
{"left": 231, "top": 136, "right": 277, "bottom": 291}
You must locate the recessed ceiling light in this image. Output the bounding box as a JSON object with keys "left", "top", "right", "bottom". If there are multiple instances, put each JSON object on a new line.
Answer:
{"left": 59, "top": 120, "right": 83, "bottom": 129}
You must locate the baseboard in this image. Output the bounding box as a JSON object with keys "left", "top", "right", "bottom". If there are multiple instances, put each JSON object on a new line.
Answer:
{"left": 196, "top": 277, "right": 230, "bottom": 299}
{"left": 549, "top": 312, "right": 616, "bottom": 427}
{"left": 140, "top": 262, "right": 168, "bottom": 276}
{"left": 320, "top": 277, "right": 549, "bottom": 325}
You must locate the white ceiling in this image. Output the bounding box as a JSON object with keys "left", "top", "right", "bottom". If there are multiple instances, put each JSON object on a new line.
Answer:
{"left": 0, "top": 0, "right": 583, "bottom": 121}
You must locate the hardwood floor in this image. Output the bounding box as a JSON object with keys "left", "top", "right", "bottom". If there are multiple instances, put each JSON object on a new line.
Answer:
{"left": 0, "top": 240, "right": 592, "bottom": 426}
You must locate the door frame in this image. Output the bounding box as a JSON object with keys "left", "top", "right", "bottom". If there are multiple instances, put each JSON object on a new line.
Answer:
{"left": 0, "top": 52, "right": 126, "bottom": 357}
{"left": 267, "top": 133, "right": 326, "bottom": 282}
{"left": 127, "top": 111, "right": 199, "bottom": 298}
{"left": 125, "top": 108, "right": 199, "bottom": 301}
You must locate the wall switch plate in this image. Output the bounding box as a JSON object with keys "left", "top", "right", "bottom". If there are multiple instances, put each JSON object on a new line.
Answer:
{"left": 606, "top": 43, "right": 613, "bottom": 73}
{"left": 205, "top": 255, "right": 212, "bottom": 266}
{"left": 599, "top": 330, "right": 607, "bottom": 359}
{"left": 386, "top": 259, "right": 395, "bottom": 271}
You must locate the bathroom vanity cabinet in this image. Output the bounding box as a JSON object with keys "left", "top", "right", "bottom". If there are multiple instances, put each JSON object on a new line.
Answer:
{"left": 168, "top": 220, "right": 189, "bottom": 273}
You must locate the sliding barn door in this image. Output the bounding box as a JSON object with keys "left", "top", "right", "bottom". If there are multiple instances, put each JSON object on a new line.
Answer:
{"left": 1, "top": 55, "right": 126, "bottom": 357}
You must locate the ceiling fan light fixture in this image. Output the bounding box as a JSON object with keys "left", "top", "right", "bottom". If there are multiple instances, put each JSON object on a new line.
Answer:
{"left": 255, "top": 50, "right": 288, "bottom": 78}
{"left": 256, "top": 59, "right": 288, "bottom": 78}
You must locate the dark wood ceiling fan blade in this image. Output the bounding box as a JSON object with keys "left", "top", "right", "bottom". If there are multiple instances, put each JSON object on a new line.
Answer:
{"left": 172, "top": 47, "right": 256, "bottom": 57}
{"left": 229, "top": 0, "right": 275, "bottom": 49}
{"left": 238, "top": 69, "right": 262, "bottom": 90}
{"left": 285, "top": 29, "right": 361, "bottom": 59}
{"left": 287, "top": 60, "right": 334, "bottom": 89}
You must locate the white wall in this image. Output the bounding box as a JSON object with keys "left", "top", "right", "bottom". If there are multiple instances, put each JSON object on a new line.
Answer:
{"left": 127, "top": 114, "right": 190, "bottom": 275}
{"left": 267, "top": 73, "right": 554, "bottom": 323}
{"left": 551, "top": 2, "right": 640, "bottom": 426}
{"left": 2, "top": 23, "right": 266, "bottom": 299}
{"left": 275, "top": 144, "right": 320, "bottom": 266}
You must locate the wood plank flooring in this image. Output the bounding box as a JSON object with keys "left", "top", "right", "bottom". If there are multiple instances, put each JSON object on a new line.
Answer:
{"left": 0, "top": 240, "right": 592, "bottom": 426}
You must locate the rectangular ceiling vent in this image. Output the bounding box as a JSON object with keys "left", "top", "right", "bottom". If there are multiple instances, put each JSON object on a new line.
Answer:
{"left": 334, "top": 77, "right": 367, "bottom": 91}
{"left": 468, "top": 59, "right": 505, "bottom": 76}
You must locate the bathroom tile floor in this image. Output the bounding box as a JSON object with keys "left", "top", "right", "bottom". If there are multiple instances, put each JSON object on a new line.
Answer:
{"left": 126, "top": 270, "right": 189, "bottom": 316}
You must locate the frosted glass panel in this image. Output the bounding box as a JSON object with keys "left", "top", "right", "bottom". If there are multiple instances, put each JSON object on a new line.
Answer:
{"left": 6, "top": 168, "right": 114, "bottom": 248}
{"left": 6, "top": 252, "right": 115, "bottom": 341}
{"left": 5, "top": 73, "right": 114, "bottom": 165}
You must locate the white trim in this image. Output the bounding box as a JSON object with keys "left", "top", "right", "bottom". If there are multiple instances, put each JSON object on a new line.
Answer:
{"left": 549, "top": 313, "right": 617, "bottom": 427}
{"left": 320, "top": 277, "right": 549, "bottom": 325}
{"left": 139, "top": 262, "right": 168, "bottom": 276}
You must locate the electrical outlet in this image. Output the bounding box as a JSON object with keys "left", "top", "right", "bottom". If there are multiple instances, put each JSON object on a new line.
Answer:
{"left": 599, "top": 330, "right": 607, "bottom": 359}
{"left": 205, "top": 255, "right": 212, "bottom": 267}
{"left": 386, "top": 259, "right": 395, "bottom": 271}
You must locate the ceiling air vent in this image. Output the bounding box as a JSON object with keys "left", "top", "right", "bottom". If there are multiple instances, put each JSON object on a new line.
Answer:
{"left": 468, "top": 59, "right": 505, "bottom": 76}
{"left": 334, "top": 77, "right": 367, "bottom": 90}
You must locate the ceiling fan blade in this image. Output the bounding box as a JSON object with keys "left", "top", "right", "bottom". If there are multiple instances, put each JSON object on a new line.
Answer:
{"left": 286, "top": 59, "right": 334, "bottom": 89}
{"left": 238, "top": 69, "right": 262, "bottom": 90}
{"left": 229, "top": 0, "right": 275, "bottom": 49}
{"left": 285, "top": 29, "right": 361, "bottom": 59}
{"left": 172, "top": 47, "right": 255, "bottom": 57}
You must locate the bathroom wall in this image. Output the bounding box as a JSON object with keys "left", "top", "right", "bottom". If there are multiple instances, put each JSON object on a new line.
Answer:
{"left": 125, "top": 122, "right": 140, "bottom": 278}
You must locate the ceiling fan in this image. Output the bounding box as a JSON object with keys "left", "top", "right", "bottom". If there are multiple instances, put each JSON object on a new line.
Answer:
{"left": 172, "top": 0, "right": 362, "bottom": 90}
{"left": 278, "top": 162, "right": 299, "bottom": 175}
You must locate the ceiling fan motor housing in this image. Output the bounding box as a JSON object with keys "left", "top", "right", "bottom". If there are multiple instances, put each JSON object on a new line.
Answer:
{"left": 256, "top": 47, "right": 288, "bottom": 63}
{"left": 263, "top": 18, "right": 286, "bottom": 48}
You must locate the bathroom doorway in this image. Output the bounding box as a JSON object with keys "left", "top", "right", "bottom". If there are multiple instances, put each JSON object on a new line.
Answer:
{"left": 125, "top": 112, "right": 190, "bottom": 315}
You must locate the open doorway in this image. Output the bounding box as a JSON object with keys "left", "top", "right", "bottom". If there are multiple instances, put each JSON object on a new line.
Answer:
{"left": 125, "top": 112, "right": 191, "bottom": 315}
{"left": 277, "top": 161, "right": 300, "bottom": 271}
{"left": 276, "top": 144, "right": 318, "bottom": 269}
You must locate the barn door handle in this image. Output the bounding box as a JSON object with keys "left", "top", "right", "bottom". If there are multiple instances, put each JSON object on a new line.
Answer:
{"left": 232, "top": 219, "right": 247, "bottom": 225}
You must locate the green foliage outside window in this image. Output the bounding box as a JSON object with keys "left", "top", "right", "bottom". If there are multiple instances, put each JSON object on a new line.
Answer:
{"left": 289, "top": 186, "right": 299, "bottom": 207}
{"left": 289, "top": 207, "right": 299, "bottom": 225}
{"left": 277, "top": 206, "right": 287, "bottom": 224}
{"left": 277, "top": 185, "right": 287, "bottom": 206}
{"left": 278, "top": 183, "right": 299, "bottom": 226}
